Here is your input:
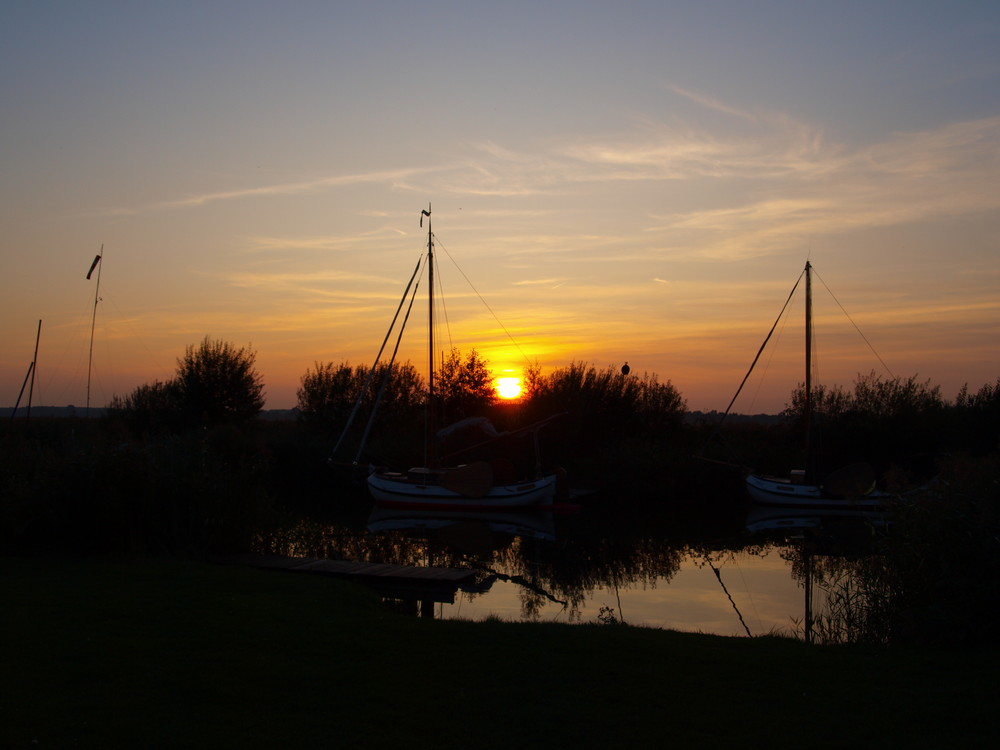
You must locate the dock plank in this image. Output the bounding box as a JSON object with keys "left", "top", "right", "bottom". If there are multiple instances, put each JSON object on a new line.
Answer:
{"left": 223, "top": 554, "right": 477, "bottom": 585}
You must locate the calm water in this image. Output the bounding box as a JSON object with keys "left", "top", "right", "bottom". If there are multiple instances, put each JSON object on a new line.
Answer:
{"left": 439, "top": 546, "right": 803, "bottom": 636}
{"left": 263, "top": 497, "right": 886, "bottom": 638}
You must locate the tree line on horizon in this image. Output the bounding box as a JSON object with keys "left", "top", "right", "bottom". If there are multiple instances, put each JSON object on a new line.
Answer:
{"left": 99, "top": 336, "right": 999, "bottom": 451}
{"left": 91, "top": 335, "right": 1000, "bottom": 496}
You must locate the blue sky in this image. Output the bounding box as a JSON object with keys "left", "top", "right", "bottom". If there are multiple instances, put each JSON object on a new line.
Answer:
{"left": 2, "top": 1, "right": 998, "bottom": 412}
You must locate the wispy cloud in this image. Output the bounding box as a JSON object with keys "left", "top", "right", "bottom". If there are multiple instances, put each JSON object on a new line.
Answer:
{"left": 103, "top": 166, "right": 450, "bottom": 217}
{"left": 225, "top": 269, "right": 400, "bottom": 290}
{"left": 557, "top": 118, "right": 836, "bottom": 182}
{"left": 95, "top": 95, "right": 1000, "bottom": 270}
{"left": 664, "top": 83, "right": 760, "bottom": 123}
{"left": 425, "top": 93, "right": 1000, "bottom": 262}
{"left": 554, "top": 110, "right": 1000, "bottom": 259}
{"left": 513, "top": 278, "right": 572, "bottom": 287}
{"left": 241, "top": 226, "right": 412, "bottom": 254}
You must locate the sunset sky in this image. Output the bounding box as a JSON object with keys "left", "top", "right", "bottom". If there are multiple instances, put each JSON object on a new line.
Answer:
{"left": 3, "top": 1, "right": 998, "bottom": 414}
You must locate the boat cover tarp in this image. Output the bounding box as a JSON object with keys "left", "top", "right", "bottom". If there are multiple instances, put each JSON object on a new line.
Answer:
{"left": 441, "top": 461, "right": 494, "bottom": 498}
{"left": 822, "top": 463, "right": 877, "bottom": 497}
{"left": 436, "top": 417, "right": 505, "bottom": 439}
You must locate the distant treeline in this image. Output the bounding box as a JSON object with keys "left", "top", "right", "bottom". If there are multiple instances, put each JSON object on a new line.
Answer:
{"left": 9, "top": 407, "right": 780, "bottom": 424}
{"left": 7, "top": 406, "right": 300, "bottom": 420}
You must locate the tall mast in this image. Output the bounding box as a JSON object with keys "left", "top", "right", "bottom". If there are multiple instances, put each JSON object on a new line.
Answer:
{"left": 804, "top": 260, "right": 813, "bottom": 479}
{"left": 421, "top": 205, "right": 434, "bottom": 466}
{"left": 26, "top": 320, "right": 42, "bottom": 421}
{"left": 86, "top": 245, "right": 104, "bottom": 416}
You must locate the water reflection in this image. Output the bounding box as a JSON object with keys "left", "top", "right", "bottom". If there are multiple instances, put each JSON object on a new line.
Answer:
{"left": 745, "top": 504, "right": 891, "bottom": 536}
{"left": 744, "top": 502, "right": 893, "bottom": 643}
{"left": 367, "top": 507, "right": 557, "bottom": 548}
{"left": 257, "top": 497, "right": 887, "bottom": 638}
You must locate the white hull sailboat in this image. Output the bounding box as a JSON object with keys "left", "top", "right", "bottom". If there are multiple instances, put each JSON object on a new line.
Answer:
{"left": 345, "top": 206, "right": 562, "bottom": 511}
{"left": 744, "top": 470, "right": 889, "bottom": 509}
{"left": 367, "top": 469, "right": 560, "bottom": 511}
{"left": 740, "top": 262, "right": 891, "bottom": 510}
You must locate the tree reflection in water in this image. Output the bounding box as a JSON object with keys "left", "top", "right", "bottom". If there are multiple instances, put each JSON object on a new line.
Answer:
{"left": 255, "top": 497, "right": 891, "bottom": 635}
{"left": 256, "top": 503, "right": 738, "bottom": 626}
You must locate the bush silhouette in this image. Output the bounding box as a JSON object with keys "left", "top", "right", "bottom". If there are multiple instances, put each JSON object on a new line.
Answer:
{"left": 109, "top": 337, "right": 265, "bottom": 432}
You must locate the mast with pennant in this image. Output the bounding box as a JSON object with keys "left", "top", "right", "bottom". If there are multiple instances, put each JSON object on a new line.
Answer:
{"left": 421, "top": 205, "right": 435, "bottom": 468}
{"left": 86, "top": 246, "right": 104, "bottom": 415}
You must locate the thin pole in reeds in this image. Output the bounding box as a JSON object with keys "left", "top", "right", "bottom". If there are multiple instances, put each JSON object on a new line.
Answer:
{"left": 86, "top": 246, "right": 103, "bottom": 416}
{"left": 11, "top": 320, "right": 42, "bottom": 422}
{"left": 27, "top": 319, "right": 41, "bottom": 420}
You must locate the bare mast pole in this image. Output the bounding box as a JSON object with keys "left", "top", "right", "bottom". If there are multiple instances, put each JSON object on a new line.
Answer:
{"left": 421, "top": 205, "right": 434, "bottom": 468}
{"left": 86, "top": 245, "right": 104, "bottom": 416}
{"left": 11, "top": 363, "right": 34, "bottom": 421}
{"left": 24, "top": 320, "right": 42, "bottom": 421}
{"left": 804, "top": 260, "right": 813, "bottom": 481}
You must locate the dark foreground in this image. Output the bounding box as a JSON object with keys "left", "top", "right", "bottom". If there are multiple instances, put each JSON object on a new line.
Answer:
{"left": 4, "top": 558, "right": 998, "bottom": 749}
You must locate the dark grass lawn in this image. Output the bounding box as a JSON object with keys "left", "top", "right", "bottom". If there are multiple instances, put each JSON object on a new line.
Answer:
{"left": 3, "top": 557, "right": 998, "bottom": 749}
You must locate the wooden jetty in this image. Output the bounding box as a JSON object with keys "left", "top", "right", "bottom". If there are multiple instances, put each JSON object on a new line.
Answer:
{"left": 220, "top": 554, "right": 479, "bottom": 613}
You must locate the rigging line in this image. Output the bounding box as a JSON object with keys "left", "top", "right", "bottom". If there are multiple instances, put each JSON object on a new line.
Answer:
{"left": 718, "top": 268, "right": 806, "bottom": 423}
{"left": 811, "top": 268, "right": 896, "bottom": 380}
{"left": 354, "top": 265, "right": 423, "bottom": 465}
{"left": 331, "top": 255, "right": 423, "bottom": 461}
{"left": 730, "top": 551, "right": 763, "bottom": 634}
{"left": 704, "top": 553, "right": 753, "bottom": 638}
{"left": 430, "top": 233, "right": 455, "bottom": 356}
{"left": 698, "top": 270, "right": 803, "bottom": 466}
{"left": 749, "top": 296, "right": 793, "bottom": 413}
{"left": 434, "top": 236, "right": 533, "bottom": 367}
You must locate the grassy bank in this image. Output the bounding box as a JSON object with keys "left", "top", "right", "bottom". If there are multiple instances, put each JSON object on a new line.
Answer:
{"left": 4, "top": 557, "right": 998, "bottom": 749}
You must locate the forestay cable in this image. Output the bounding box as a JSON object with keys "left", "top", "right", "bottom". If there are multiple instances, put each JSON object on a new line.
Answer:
{"left": 330, "top": 256, "right": 423, "bottom": 461}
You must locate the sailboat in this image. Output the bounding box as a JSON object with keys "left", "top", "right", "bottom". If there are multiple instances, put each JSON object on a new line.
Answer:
{"left": 354, "top": 206, "right": 563, "bottom": 511}
{"left": 741, "top": 261, "right": 891, "bottom": 510}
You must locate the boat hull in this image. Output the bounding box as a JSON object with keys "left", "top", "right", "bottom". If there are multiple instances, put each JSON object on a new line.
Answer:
{"left": 367, "top": 471, "right": 558, "bottom": 511}
{"left": 745, "top": 473, "right": 889, "bottom": 510}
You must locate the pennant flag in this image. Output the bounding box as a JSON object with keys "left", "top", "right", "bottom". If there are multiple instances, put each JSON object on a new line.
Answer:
{"left": 86, "top": 254, "right": 102, "bottom": 280}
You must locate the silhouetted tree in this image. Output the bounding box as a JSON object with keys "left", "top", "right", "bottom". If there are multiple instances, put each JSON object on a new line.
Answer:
{"left": 522, "top": 360, "right": 544, "bottom": 401}
{"left": 106, "top": 338, "right": 264, "bottom": 432}
{"left": 436, "top": 348, "right": 496, "bottom": 422}
{"left": 850, "top": 371, "right": 943, "bottom": 419}
{"left": 297, "top": 360, "right": 424, "bottom": 429}
{"left": 952, "top": 377, "right": 1000, "bottom": 453}
{"left": 782, "top": 382, "right": 853, "bottom": 421}
{"left": 174, "top": 336, "right": 265, "bottom": 428}
{"left": 528, "top": 361, "right": 685, "bottom": 437}
{"left": 106, "top": 380, "right": 181, "bottom": 433}
{"left": 781, "top": 371, "right": 946, "bottom": 479}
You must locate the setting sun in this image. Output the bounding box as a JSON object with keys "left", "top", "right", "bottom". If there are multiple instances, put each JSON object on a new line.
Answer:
{"left": 495, "top": 377, "right": 522, "bottom": 400}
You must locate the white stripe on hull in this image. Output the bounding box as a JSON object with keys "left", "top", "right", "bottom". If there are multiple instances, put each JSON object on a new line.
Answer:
{"left": 745, "top": 473, "right": 888, "bottom": 510}
{"left": 367, "top": 472, "right": 557, "bottom": 510}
